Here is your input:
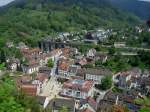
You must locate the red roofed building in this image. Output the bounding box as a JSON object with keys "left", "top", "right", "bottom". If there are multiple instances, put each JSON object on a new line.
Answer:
{"left": 16, "top": 76, "right": 39, "bottom": 96}
{"left": 35, "top": 73, "right": 48, "bottom": 83}
{"left": 20, "top": 84, "right": 37, "bottom": 96}
{"left": 77, "top": 57, "right": 87, "bottom": 66}
{"left": 61, "top": 79, "right": 94, "bottom": 99}
{"left": 32, "top": 73, "right": 49, "bottom": 88}
{"left": 57, "top": 57, "right": 73, "bottom": 76}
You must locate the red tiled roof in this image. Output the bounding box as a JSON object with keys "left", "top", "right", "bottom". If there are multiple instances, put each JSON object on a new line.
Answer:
{"left": 63, "top": 79, "right": 93, "bottom": 92}
{"left": 30, "top": 48, "right": 41, "bottom": 53}
{"left": 58, "top": 60, "right": 70, "bottom": 71}
{"left": 20, "top": 48, "right": 41, "bottom": 57}
{"left": 61, "top": 48, "right": 71, "bottom": 54}
{"left": 78, "top": 58, "right": 87, "bottom": 66}
{"left": 20, "top": 84, "right": 37, "bottom": 96}
{"left": 21, "top": 75, "right": 31, "bottom": 81}
{"left": 36, "top": 73, "right": 48, "bottom": 82}
{"left": 119, "top": 71, "right": 130, "bottom": 77}
{"left": 16, "top": 76, "right": 32, "bottom": 85}
{"left": 87, "top": 97, "right": 97, "bottom": 109}
{"left": 16, "top": 76, "right": 38, "bottom": 96}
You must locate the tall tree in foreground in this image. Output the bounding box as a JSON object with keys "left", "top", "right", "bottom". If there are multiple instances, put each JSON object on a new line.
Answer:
{"left": 0, "top": 76, "right": 42, "bottom": 112}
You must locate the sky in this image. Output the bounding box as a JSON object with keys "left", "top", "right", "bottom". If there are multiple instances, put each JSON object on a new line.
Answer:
{"left": 0, "top": 0, "right": 150, "bottom": 7}
{"left": 141, "top": 0, "right": 150, "bottom": 1}
{"left": 0, "top": 0, "right": 15, "bottom": 6}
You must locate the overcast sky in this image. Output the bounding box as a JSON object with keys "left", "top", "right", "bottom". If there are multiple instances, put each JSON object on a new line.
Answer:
{"left": 141, "top": 0, "right": 150, "bottom": 1}
{"left": 0, "top": 0, "right": 15, "bottom": 6}
{"left": 0, "top": 0, "right": 150, "bottom": 7}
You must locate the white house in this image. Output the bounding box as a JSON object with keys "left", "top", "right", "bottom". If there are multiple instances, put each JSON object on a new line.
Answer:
{"left": 95, "top": 52, "right": 108, "bottom": 63}
{"left": 86, "top": 49, "right": 96, "bottom": 58}
{"left": 61, "top": 79, "right": 94, "bottom": 99}
{"left": 84, "top": 68, "right": 112, "bottom": 84}
{"left": 21, "top": 60, "right": 40, "bottom": 74}
{"left": 6, "top": 58, "right": 20, "bottom": 71}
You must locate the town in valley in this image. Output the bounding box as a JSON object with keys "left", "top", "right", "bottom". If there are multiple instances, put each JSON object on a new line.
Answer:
{"left": 0, "top": 0, "right": 150, "bottom": 112}
{"left": 1, "top": 26, "right": 150, "bottom": 112}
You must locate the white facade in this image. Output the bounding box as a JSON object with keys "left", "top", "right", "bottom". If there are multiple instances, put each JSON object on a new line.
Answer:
{"left": 58, "top": 69, "right": 68, "bottom": 76}
{"left": 22, "top": 65, "right": 39, "bottom": 74}
{"left": 9, "top": 63, "right": 18, "bottom": 71}
{"left": 85, "top": 74, "right": 104, "bottom": 84}
{"left": 87, "top": 49, "right": 96, "bottom": 58}
{"left": 62, "top": 87, "right": 94, "bottom": 99}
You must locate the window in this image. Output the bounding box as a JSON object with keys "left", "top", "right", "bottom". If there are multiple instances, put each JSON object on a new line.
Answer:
{"left": 76, "top": 91, "right": 80, "bottom": 97}
{"left": 66, "top": 89, "right": 72, "bottom": 95}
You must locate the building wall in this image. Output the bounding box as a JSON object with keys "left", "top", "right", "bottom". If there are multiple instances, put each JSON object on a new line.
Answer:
{"left": 58, "top": 67, "right": 78, "bottom": 77}
{"left": 68, "top": 72, "right": 76, "bottom": 77}
{"left": 22, "top": 65, "right": 39, "bottom": 74}
{"left": 118, "top": 75, "right": 131, "bottom": 89}
{"left": 85, "top": 74, "right": 104, "bottom": 84}
{"left": 58, "top": 69, "right": 68, "bottom": 76}
{"left": 10, "top": 63, "right": 17, "bottom": 71}
{"left": 62, "top": 88, "right": 92, "bottom": 99}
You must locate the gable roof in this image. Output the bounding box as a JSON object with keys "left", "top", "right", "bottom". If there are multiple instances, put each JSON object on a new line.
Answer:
{"left": 48, "top": 98, "right": 75, "bottom": 112}
{"left": 63, "top": 79, "right": 94, "bottom": 92}
{"left": 36, "top": 73, "right": 48, "bottom": 82}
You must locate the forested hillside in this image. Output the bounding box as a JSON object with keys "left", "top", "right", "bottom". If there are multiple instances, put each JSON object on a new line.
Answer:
{"left": 109, "top": 0, "right": 150, "bottom": 20}
{"left": 0, "top": 0, "right": 140, "bottom": 46}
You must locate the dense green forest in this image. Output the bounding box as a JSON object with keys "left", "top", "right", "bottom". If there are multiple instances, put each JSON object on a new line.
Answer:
{"left": 0, "top": 0, "right": 141, "bottom": 47}
{"left": 0, "top": 75, "right": 70, "bottom": 112}
{"left": 0, "top": 76, "right": 42, "bottom": 112}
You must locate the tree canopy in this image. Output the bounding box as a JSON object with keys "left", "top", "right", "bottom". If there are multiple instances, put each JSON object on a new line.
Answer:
{"left": 47, "top": 58, "right": 54, "bottom": 68}
{"left": 95, "top": 75, "right": 112, "bottom": 90}
{"left": 0, "top": 76, "right": 42, "bottom": 112}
